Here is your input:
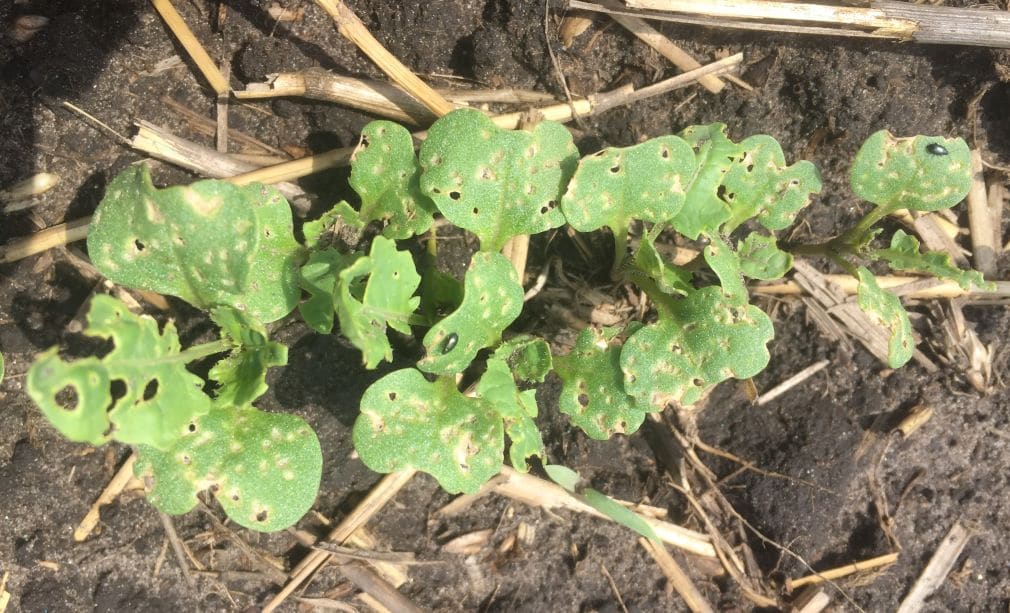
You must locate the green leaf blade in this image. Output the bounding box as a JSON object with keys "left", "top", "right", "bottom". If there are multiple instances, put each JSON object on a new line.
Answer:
{"left": 855, "top": 267, "right": 914, "bottom": 368}
{"left": 419, "top": 109, "right": 577, "bottom": 250}
{"left": 209, "top": 307, "right": 288, "bottom": 406}
{"left": 737, "top": 234, "right": 793, "bottom": 280}
{"left": 873, "top": 230, "right": 988, "bottom": 291}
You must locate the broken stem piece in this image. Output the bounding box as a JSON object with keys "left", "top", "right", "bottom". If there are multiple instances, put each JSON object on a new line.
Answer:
{"left": 639, "top": 538, "right": 716, "bottom": 613}
{"left": 149, "top": 0, "right": 229, "bottom": 95}
{"left": 74, "top": 453, "right": 140, "bottom": 541}
{"left": 786, "top": 552, "right": 899, "bottom": 591}
{"left": 896, "top": 522, "right": 971, "bottom": 613}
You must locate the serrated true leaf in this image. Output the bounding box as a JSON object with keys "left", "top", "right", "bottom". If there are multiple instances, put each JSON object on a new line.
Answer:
{"left": 26, "top": 295, "right": 211, "bottom": 448}
{"left": 419, "top": 108, "right": 578, "bottom": 251}
{"left": 493, "top": 335, "right": 553, "bottom": 383}
{"left": 560, "top": 136, "right": 695, "bottom": 233}
{"left": 621, "top": 287, "right": 774, "bottom": 408}
{"left": 354, "top": 370, "right": 504, "bottom": 493}
{"left": 418, "top": 252, "right": 524, "bottom": 375}
{"left": 873, "top": 230, "right": 988, "bottom": 291}
{"left": 850, "top": 131, "right": 971, "bottom": 212}
{"left": 672, "top": 124, "right": 820, "bottom": 238}
{"left": 737, "top": 234, "right": 793, "bottom": 280}
{"left": 88, "top": 165, "right": 302, "bottom": 322}
{"left": 351, "top": 121, "right": 436, "bottom": 239}
{"left": 702, "top": 235, "right": 747, "bottom": 302}
{"left": 555, "top": 328, "right": 649, "bottom": 440}
{"left": 855, "top": 267, "right": 913, "bottom": 368}
{"left": 302, "top": 201, "right": 365, "bottom": 250}
{"left": 298, "top": 249, "right": 361, "bottom": 334}
{"left": 136, "top": 403, "right": 322, "bottom": 532}
{"left": 477, "top": 358, "right": 543, "bottom": 472}
{"left": 209, "top": 307, "right": 288, "bottom": 406}
{"left": 336, "top": 237, "right": 421, "bottom": 368}
{"left": 632, "top": 234, "right": 692, "bottom": 296}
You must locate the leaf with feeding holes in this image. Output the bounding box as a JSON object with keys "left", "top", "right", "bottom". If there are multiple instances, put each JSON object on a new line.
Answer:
{"left": 336, "top": 237, "right": 421, "bottom": 369}
{"left": 351, "top": 121, "right": 436, "bottom": 239}
{"left": 418, "top": 251, "right": 524, "bottom": 376}
{"left": 701, "top": 235, "right": 747, "bottom": 302}
{"left": 88, "top": 165, "right": 302, "bottom": 323}
{"left": 621, "top": 287, "right": 774, "bottom": 408}
{"left": 477, "top": 358, "right": 543, "bottom": 472}
{"left": 850, "top": 131, "right": 971, "bottom": 212}
{"left": 209, "top": 307, "right": 288, "bottom": 407}
{"left": 302, "top": 201, "right": 365, "bottom": 250}
{"left": 855, "top": 267, "right": 913, "bottom": 368}
{"left": 560, "top": 136, "right": 695, "bottom": 234}
{"left": 26, "top": 294, "right": 211, "bottom": 448}
{"left": 419, "top": 108, "right": 578, "bottom": 251}
{"left": 493, "top": 335, "right": 553, "bottom": 384}
{"left": 737, "top": 234, "right": 793, "bottom": 280}
{"left": 136, "top": 402, "right": 322, "bottom": 532}
{"left": 872, "top": 230, "right": 989, "bottom": 291}
{"left": 298, "top": 249, "right": 361, "bottom": 334}
{"left": 545, "top": 464, "right": 659, "bottom": 542}
{"left": 555, "top": 328, "right": 649, "bottom": 440}
{"left": 353, "top": 369, "right": 504, "bottom": 493}
{"left": 671, "top": 124, "right": 821, "bottom": 239}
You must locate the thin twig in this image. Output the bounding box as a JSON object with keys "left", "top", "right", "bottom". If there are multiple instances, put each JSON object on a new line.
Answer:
{"left": 756, "top": 360, "right": 830, "bottom": 406}
{"left": 158, "top": 511, "right": 195, "bottom": 586}
{"left": 639, "top": 538, "right": 715, "bottom": 613}
{"left": 786, "top": 552, "right": 900, "bottom": 591}
{"left": 896, "top": 522, "right": 972, "bottom": 613}
{"left": 74, "top": 453, "right": 140, "bottom": 542}
{"left": 150, "top": 0, "right": 229, "bottom": 95}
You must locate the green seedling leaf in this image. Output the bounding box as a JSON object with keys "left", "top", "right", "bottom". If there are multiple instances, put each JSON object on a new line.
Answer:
{"left": 26, "top": 295, "right": 212, "bottom": 448}
{"left": 477, "top": 358, "right": 543, "bottom": 472}
{"left": 336, "top": 236, "right": 421, "bottom": 368}
{"left": 560, "top": 136, "right": 695, "bottom": 233}
{"left": 855, "top": 267, "right": 913, "bottom": 368}
{"left": 702, "top": 235, "right": 747, "bottom": 302}
{"left": 419, "top": 108, "right": 578, "bottom": 251}
{"left": 298, "top": 249, "right": 361, "bottom": 334}
{"left": 418, "top": 251, "right": 524, "bottom": 375}
{"left": 89, "top": 165, "right": 302, "bottom": 322}
{"left": 493, "top": 335, "right": 553, "bottom": 383}
{"left": 622, "top": 287, "right": 774, "bottom": 408}
{"left": 136, "top": 403, "right": 322, "bottom": 532}
{"left": 354, "top": 369, "right": 504, "bottom": 493}
{"left": 672, "top": 124, "right": 820, "bottom": 238}
{"left": 545, "top": 464, "right": 659, "bottom": 542}
{"left": 850, "top": 131, "right": 971, "bottom": 212}
{"left": 303, "top": 201, "right": 364, "bottom": 250}
{"left": 419, "top": 265, "right": 464, "bottom": 324}
{"left": 209, "top": 307, "right": 288, "bottom": 406}
{"left": 632, "top": 233, "right": 692, "bottom": 297}
{"left": 873, "top": 230, "right": 988, "bottom": 291}
{"left": 555, "top": 328, "right": 649, "bottom": 440}
{"left": 737, "top": 234, "right": 793, "bottom": 280}
{"left": 351, "top": 121, "right": 436, "bottom": 239}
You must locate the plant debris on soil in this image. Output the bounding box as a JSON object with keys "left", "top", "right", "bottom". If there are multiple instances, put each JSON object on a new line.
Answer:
{"left": 2, "top": 0, "right": 1010, "bottom": 611}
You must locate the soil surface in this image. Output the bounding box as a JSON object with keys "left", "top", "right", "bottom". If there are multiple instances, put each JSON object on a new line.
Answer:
{"left": 2, "top": 0, "right": 1010, "bottom": 611}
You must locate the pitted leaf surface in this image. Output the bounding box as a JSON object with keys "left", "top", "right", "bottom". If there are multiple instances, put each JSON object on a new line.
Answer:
{"left": 418, "top": 251, "right": 524, "bottom": 375}
{"left": 88, "top": 165, "right": 301, "bottom": 322}
{"left": 555, "top": 328, "right": 649, "bottom": 440}
{"left": 851, "top": 131, "right": 971, "bottom": 212}
{"left": 26, "top": 295, "right": 211, "bottom": 448}
{"left": 419, "top": 108, "right": 578, "bottom": 250}
{"left": 351, "top": 121, "right": 436, "bottom": 239}
{"left": 336, "top": 237, "right": 421, "bottom": 368}
{"left": 702, "top": 235, "right": 747, "bottom": 302}
{"left": 621, "top": 287, "right": 774, "bottom": 408}
{"left": 136, "top": 403, "right": 322, "bottom": 532}
{"left": 560, "top": 136, "right": 695, "bottom": 232}
{"left": 353, "top": 370, "right": 504, "bottom": 493}
{"left": 737, "top": 234, "right": 793, "bottom": 280}
{"left": 493, "top": 335, "right": 553, "bottom": 383}
{"left": 855, "top": 267, "right": 914, "bottom": 368}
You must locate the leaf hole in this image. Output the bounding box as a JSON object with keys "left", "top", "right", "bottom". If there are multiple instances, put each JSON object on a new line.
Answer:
{"left": 388, "top": 392, "right": 397, "bottom": 401}
{"left": 54, "top": 385, "right": 80, "bottom": 412}
{"left": 264, "top": 228, "right": 273, "bottom": 238}
{"left": 188, "top": 422, "right": 197, "bottom": 433}
{"left": 256, "top": 510, "right": 268, "bottom": 523}
{"left": 142, "top": 379, "right": 159, "bottom": 401}
{"left": 693, "top": 378, "right": 704, "bottom": 387}
{"left": 609, "top": 165, "right": 621, "bottom": 174}
{"left": 472, "top": 207, "right": 479, "bottom": 215}
{"left": 107, "top": 379, "right": 127, "bottom": 411}
{"left": 231, "top": 493, "right": 240, "bottom": 502}
{"left": 660, "top": 147, "right": 670, "bottom": 159}
{"left": 134, "top": 239, "right": 146, "bottom": 252}
{"left": 577, "top": 393, "right": 590, "bottom": 407}
{"left": 431, "top": 187, "right": 442, "bottom": 194}
{"left": 180, "top": 453, "right": 191, "bottom": 465}
{"left": 449, "top": 191, "right": 461, "bottom": 200}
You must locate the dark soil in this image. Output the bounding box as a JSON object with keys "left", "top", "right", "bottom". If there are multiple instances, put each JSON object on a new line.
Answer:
{"left": 2, "top": 1, "right": 1010, "bottom": 611}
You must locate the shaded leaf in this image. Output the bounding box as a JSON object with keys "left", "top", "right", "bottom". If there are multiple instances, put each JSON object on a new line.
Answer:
{"left": 136, "top": 403, "right": 321, "bottom": 532}
{"left": 26, "top": 295, "right": 211, "bottom": 448}
{"left": 302, "top": 201, "right": 364, "bottom": 250}
{"left": 420, "top": 108, "right": 578, "bottom": 251}
{"left": 632, "top": 233, "right": 692, "bottom": 296}
{"left": 88, "top": 165, "right": 301, "bottom": 322}
{"left": 855, "top": 267, "right": 914, "bottom": 368}
{"left": 850, "top": 131, "right": 971, "bottom": 212}
{"left": 298, "top": 249, "right": 360, "bottom": 334}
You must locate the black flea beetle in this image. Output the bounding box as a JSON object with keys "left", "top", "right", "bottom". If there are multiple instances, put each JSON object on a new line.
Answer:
{"left": 926, "top": 143, "right": 949, "bottom": 156}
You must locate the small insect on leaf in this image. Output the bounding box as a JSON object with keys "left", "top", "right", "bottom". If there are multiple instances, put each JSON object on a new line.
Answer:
{"left": 925, "top": 143, "right": 949, "bottom": 156}
{"left": 441, "top": 333, "right": 459, "bottom": 354}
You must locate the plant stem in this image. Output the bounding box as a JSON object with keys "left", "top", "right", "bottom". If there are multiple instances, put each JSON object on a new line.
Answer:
{"left": 611, "top": 229, "right": 629, "bottom": 280}
{"left": 175, "top": 339, "right": 231, "bottom": 363}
